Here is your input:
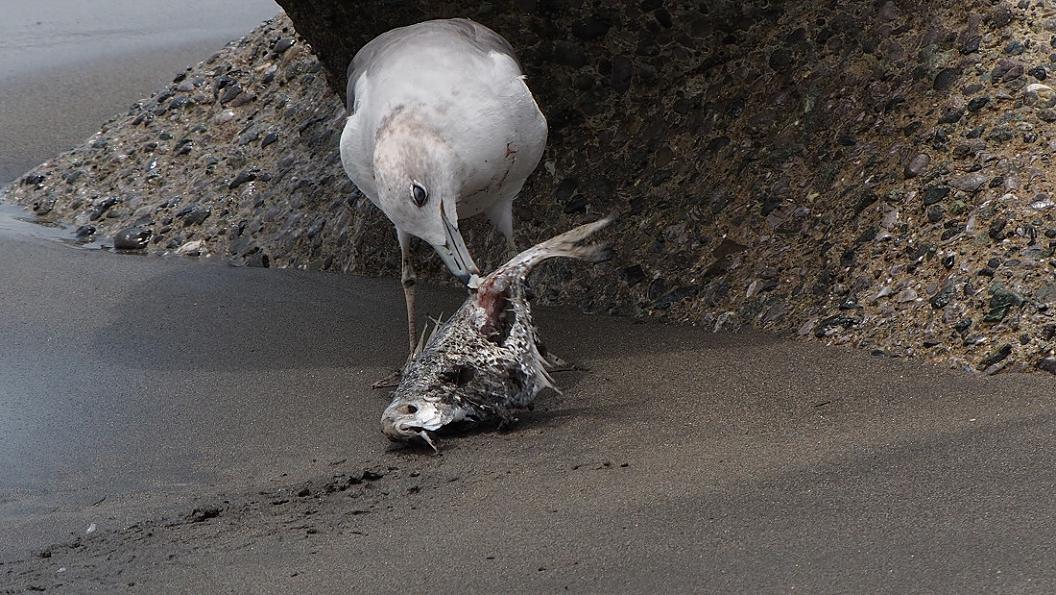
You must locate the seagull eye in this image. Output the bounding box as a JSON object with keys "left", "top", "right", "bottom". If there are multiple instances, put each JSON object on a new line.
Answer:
{"left": 411, "top": 183, "right": 428, "bottom": 207}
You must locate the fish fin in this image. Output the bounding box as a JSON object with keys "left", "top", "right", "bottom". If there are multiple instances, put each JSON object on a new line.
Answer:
{"left": 538, "top": 364, "right": 557, "bottom": 390}
{"left": 485, "top": 216, "right": 615, "bottom": 283}
{"left": 413, "top": 323, "right": 430, "bottom": 357}
{"left": 524, "top": 215, "right": 614, "bottom": 265}
{"left": 413, "top": 313, "right": 447, "bottom": 357}
{"left": 426, "top": 315, "right": 442, "bottom": 345}
{"left": 527, "top": 339, "right": 560, "bottom": 394}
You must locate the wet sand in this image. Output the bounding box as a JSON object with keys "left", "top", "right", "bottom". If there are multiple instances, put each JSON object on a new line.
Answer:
{"left": 3, "top": 213, "right": 1056, "bottom": 592}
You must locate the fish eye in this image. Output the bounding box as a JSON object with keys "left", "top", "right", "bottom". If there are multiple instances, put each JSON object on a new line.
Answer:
{"left": 399, "top": 404, "right": 418, "bottom": 415}
{"left": 411, "top": 183, "right": 428, "bottom": 207}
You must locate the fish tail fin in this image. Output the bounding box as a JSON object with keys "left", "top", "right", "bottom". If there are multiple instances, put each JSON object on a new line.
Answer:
{"left": 493, "top": 216, "right": 615, "bottom": 280}
{"left": 527, "top": 340, "right": 561, "bottom": 395}
{"left": 523, "top": 215, "right": 614, "bottom": 265}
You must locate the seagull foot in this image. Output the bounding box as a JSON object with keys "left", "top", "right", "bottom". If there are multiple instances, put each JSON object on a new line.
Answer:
{"left": 371, "top": 368, "right": 403, "bottom": 390}
{"left": 537, "top": 342, "right": 587, "bottom": 373}
{"left": 543, "top": 352, "right": 586, "bottom": 373}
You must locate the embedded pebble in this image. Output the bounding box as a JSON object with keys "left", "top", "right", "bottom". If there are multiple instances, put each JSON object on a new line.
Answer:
{"left": 1025, "top": 83, "right": 1055, "bottom": 101}
{"left": 113, "top": 226, "right": 151, "bottom": 250}
{"left": 176, "top": 205, "right": 211, "bottom": 226}
{"left": 219, "top": 83, "right": 243, "bottom": 104}
{"left": 950, "top": 173, "right": 988, "bottom": 193}
{"left": 214, "top": 109, "right": 237, "bottom": 124}
{"left": 904, "top": 153, "right": 929, "bottom": 178}
{"left": 273, "top": 37, "right": 295, "bottom": 54}
{"left": 74, "top": 225, "right": 96, "bottom": 241}
{"left": 175, "top": 240, "right": 205, "bottom": 256}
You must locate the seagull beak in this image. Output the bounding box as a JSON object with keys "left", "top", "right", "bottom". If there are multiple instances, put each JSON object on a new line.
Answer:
{"left": 433, "top": 203, "right": 479, "bottom": 285}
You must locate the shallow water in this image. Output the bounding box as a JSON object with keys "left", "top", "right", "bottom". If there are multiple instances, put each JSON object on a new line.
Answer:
{"left": 0, "top": 200, "right": 91, "bottom": 248}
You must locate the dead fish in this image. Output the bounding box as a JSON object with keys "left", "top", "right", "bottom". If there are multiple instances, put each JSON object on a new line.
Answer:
{"left": 380, "top": 216, "right": 613, "bottom": 450}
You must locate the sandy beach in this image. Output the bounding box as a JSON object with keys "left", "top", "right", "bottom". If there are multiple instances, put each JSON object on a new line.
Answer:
{"left": 4, "top": 211, "right": 1056, "bottom": 592}
{"left": 4, "top": 2, "right": 1056, "bottom": 593}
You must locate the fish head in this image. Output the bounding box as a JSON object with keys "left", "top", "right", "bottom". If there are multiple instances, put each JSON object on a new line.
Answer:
{"left": 381, "top": 398, "right": 443, "bottom": 448}
{"left": 381, "top": 358, "right": 488, "bottom": 450}
{"left": 380, "top": 392, "right": 476, "bottom": 451}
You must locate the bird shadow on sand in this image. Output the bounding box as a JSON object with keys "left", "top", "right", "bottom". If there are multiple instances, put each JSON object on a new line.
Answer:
{"left": 89, "top": 257, "right": 722, "bottom": 374}
{"left": 532, "top": 305, "right": 781, "bottom": 362}
{"left": 89, "top": 262, "right": 466, "bottom": 372}
{"left": 522, "top": 401, "right": 636, "bottom": 427}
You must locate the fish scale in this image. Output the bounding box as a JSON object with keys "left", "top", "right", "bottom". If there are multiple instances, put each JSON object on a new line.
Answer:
{"left": 381, "top": 217, "right": 613, "bottom": 450}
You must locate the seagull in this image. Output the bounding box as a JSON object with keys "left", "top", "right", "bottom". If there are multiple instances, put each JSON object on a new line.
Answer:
{"left": 339, "top": 18, "right": 548, "bottom": 382}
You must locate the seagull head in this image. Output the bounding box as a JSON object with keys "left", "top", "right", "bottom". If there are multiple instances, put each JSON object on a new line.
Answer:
{"left": 373, "top": 112, "right": 479, "bottom": 285}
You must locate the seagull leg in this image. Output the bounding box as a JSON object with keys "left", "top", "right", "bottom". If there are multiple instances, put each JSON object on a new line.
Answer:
{"left": 505, "top": 236, "right": 519, "bottom": 261}
{"left": 487, "top": 199, "right": 519, "bottom": 260}
{"left": 399, "top": 229, "right": 418, "bottom": 355}
{"left": 372, "top": 230, "right": 417, "bottom": 390}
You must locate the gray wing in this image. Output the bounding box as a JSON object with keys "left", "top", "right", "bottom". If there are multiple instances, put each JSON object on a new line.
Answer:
{"left": 345, "top": 18, "right": 520, "bottom": 113}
